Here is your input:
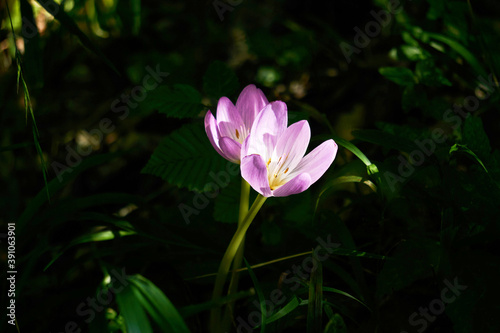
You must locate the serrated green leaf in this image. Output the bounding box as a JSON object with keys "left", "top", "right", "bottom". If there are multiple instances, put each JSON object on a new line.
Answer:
{"left": 142, "top": 84, "right": 204, "bottom": 118}
{"left": 203, "top": 60, "right": 239, "bottom": 99}
{"left": 142, "top": 123, "right": 232, "bottom": 191}
{"left": 379, "top": 67, "right": 415, "bottom": 86}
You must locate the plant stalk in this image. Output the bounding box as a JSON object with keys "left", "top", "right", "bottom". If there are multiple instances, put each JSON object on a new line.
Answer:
{"left": 210, "top": 193, "right": 267, "bottom": 333}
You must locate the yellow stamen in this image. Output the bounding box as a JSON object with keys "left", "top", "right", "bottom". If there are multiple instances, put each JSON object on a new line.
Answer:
{"left": 235, "top": 129, "right": 240, "bottom": 139}
{"left": 284, "top": 167, "right": 289, "bottom": 173}
{"left": 266, "top": 158, "right": 271, "bottom": 167}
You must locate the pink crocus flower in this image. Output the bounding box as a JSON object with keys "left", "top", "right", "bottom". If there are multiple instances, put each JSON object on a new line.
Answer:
{"left": 205, "top": 84, "right": 269, "bottom": 164}
{"left": 241, "top": 101, "right": 338, "bottom": 197}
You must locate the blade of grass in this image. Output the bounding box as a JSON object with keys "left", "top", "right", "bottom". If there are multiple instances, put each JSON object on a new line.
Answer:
{"left": 115, "top": 282, "right": 153, "bottom": 333}
{"left": 243, "top": 258, "right": 266, "bottom": 333}
{"left": 307, "top": 255, "right": 323, "bottom": 333}
{"left": 129, "top": 275, "right": 191, "bottom": 333}
{"left": 261, "top": 296, "right": 301, "bottom": 326}
{"left": 6, "top": 0, "right": 50, "bottom": 201}
{"left": 323, "top": 287, "right": 370, "bottom": 311}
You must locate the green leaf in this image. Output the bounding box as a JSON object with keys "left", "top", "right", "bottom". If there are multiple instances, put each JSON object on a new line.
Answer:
{"left": 116, "top": 283, "right": 153, "bottom": 333}
{"left": 449, "top": 144, "right": 489, "bottom": 174}
{"left": 379, "top": 67, "right": 416, "bottom": 86}
{"left": 142, "top": 123, "right": 235, "bottom": 191}
{"left": 329, "top": 135, "right": 372, "bottom": 167}
{"left": 143, "top": 84, "right": 205, "bottom": 118}
{"left": 264, "top": 296, "right": 301, "bottom": 325}
{"left": 129, "top": 275, "right": 191, "bottom": 333}
{"left": 203, "top": 60, "right": 239, "bottom": 100}
{"left": 323, "top": 287, "right": 370, "bottom": 310}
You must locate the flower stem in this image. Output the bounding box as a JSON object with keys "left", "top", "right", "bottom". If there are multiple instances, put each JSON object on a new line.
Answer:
{"left": 210, "top": 193, "right": 267, "bottom": 333}
{"left": 221, "top": 178, "right": 250, "bottom": 331}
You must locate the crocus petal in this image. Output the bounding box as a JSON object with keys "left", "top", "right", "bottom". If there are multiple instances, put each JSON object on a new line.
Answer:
{"left": 219, "top": 137, "right": 242, "bottom": 164}
{"left": 241, "top": 154, "right": 273, "bottom": 197}
{"left": 236, "top": 84, "right": 269, "bottom": 127}
{"left": 243, "top": 101, "right": 288, "bottom": 161}
{"left": 268, "top": 120, "right": 311, "bottom": 181}
{"left": 273, "top": 173, "right": 311, "bottom": 197}
{"left": 216, "top": 97, "right": 245, "bottom": 141}
{"left": 287, "top": 139, "right": 338, "bottom": 185}
{"left": 204, "top": 111, "right": 223, "bottom": 156}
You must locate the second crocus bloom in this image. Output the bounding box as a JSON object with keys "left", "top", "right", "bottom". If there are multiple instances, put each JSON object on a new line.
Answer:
{"left": 241, "top": 101, "right": 338, "bottom": 197}
{"left": 205, "top": 84, "right": 269, "bottom": 164}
